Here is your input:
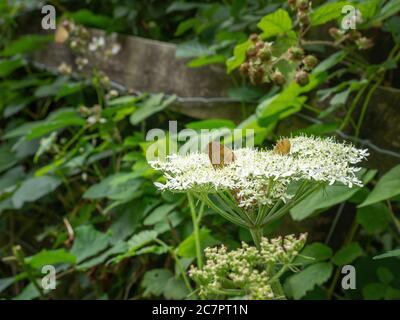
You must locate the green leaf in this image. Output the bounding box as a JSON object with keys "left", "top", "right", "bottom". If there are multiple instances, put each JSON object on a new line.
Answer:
{"left": 228, "top": 86, "right": 264, "bottom": 102}
{"left": 332, "top": 243, "right": 363, "bottom": 266}
{"left": 141, "top": 268, "right": 173, "bottom": 297}
{"left": 0, "top": 144, "right": 17, "bottom": 174}
{"left": 83, "top": 172, "right": 143, "bottom": 200}
{"left": 359, "top": 164, "right": 400, "bottom": 207}
{"left": 187, "top": 54, "right": 225, "bottom": 68}
{"left": 287, "top": 262, "right": 333, "bottom": 300}
{"left": 70, "top": 9, "right": 116, "bottom": 30}
{"left": 371, "top": 0, "right": 400, "bottom": 24}
{"left": 70, "top": 225, "right": 109, "bottom": 263}
{"left": 311, "top": 2, "right": 350, "bottom": 26}
{"left": 11, "top": 175, "right": 61, "bottom": 209}
{"left": 13, "top": 283, "right": 42, "bottom": 300}
{"left": 257, "top": 9, "right": 292, "bottom": 38}
{"left": 77, "top": 241, "right": 128, "bottom": 270}
{"left": 362, "top": 283, "right": 387, "bottom": 300}
{"left": 154, "top": 210, "right": 185, "bottom": 234}
{"left": 177, "top": 228, "right": 219, "bottom": 258}
{"left": 295, "top": 242, "right": 333, "bottom": 265}
{"left": 56, "top": 82, "right": 85, "bottom": 100}
{"left": 313, "top": 51, "right": 347, "bottom": 74}
{"left": 1, "top": 35, "right": 53, "bottom": 56}
{"left": 26, "top": 249, "right": 76, "bottom": 269}
{"left": 356, "top": 203, "right": 391, "bottom": 234}
{"left": 0, "top": 166, "right": 24, "bottom": 194}
{"left": 144, "top": 203, "right": 178, "bottom": 226}
{"left": 176, "top": 41, "right": 215, "bottom": 58}
{"left": 0, "top": 277, "right": 15, "bottom": 294}
{"left": 164, "top": 277, "right": 190, "bottom": 299}
{"left": 185, "top": 119, "right": 235, "bottom": 130}
{"left": 0, "top": 57, "right": 26, "bottom": 77}
{"left": 373, "top": 249, "right": 400, "bottom": 260}
{"left": 4, "top": 108, "right": 85, "bottom": 140}
{"left": 226, "top": 40, "right": 250, "bottom": 74}
{"left": 377, "top": 267, "right": 394, "bottom": 285}
{"left": 257, "top": 73, "right": 324, "bottom": 130}
{"left": 130, "top": 94, "right": 176, "bottom": 125}
{"left": 291, "top": 169, "right": 376, "bottom": 221}
{"left": 113, "top": 230, "right": 159, "bottom": 263}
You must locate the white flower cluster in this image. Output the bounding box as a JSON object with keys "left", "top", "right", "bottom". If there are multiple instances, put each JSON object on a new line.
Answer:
{"left": 150, "top": 136, "right": 368, "bottom": 208}
{"left": 189, "top": 233, "right": 307, "bottom": 300}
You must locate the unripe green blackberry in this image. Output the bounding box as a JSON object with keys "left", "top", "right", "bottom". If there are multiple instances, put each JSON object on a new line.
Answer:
{"left": 257, "top": 46, "right": 272, "bottom": 62}
{"left": 246, "top": 45, "right": 257, "bottom": 58}
{"left": 250, "top": 68, "right": 264, "bottom": 85}
{"left": 348, "top": 30, "right": 362, "bottom": 41}
{"left": 240, "top": 62, "right": 250, "bottom": 75}
{"left": 287, "top": 47, "right": 304, "bottom": 61}
{"left": 297, "top": 11, "right": 310, "bottom": 25}
{"left": 249, "top": 33, "right": 260, "bottom": 43}
{"left": 295, "top": 70, "right": 309, "bottom": 86}
{"left": 272, "top": 70, "right": 286, "bottom": 86}
{"left": 296, "top": 0, "right": 309, "bottom": 11}
{"left": 303, "top": 55, "right": 318, "bottom": 70}
{"left": 255, "top": 41, "right": 265, "bottom": 50}
{"left": 356, "top": 37, "right": 374, "bottom": 50}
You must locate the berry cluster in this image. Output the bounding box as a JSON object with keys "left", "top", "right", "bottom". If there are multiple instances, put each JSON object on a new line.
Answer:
{"left": 329, "top": 27, "right": 374, "bottom": 50}
{"left": 288, "top": 0, "right": 312, "bottom": 28}
{"left": 239, "top": 33, "right": 318, "bottom": 87}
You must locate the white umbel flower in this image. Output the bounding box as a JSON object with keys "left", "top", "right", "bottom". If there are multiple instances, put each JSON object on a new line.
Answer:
{"left": 150, "top": 136, "right": 368, "bottom": 209}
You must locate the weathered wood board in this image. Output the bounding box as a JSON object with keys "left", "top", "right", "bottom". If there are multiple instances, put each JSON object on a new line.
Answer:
{"left": 30, "top": 27, "right": 400, "bottom": 171}
{"left": 33, "top": 29, "right": 252, "bottom": 122}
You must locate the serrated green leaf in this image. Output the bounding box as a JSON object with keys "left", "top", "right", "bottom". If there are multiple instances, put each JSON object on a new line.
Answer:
{"left": 287, "top": 262, "right": 333, "bottom": 300}
{"left": 70, "top": 225, "right": 109, "bottom": 263}
{"left": 359, "top": 164, "right": 400, "bottom": 207}
{"left": 295, "top": 242, "right": 333, "bottom": 265}
{"left": 11, "top": 175, "right": 61, "bottom": 209}
{"left": 311, "top": 2, "right": 350, "bottom": 26}
{"left": 1, "top": 35, "right": 52, "bottom": 56}
{"left": 26, "top": 249, "right": 76, "bottom": 269}
{"left": 257, "top": 9, "right": 292, "bottom": 38}
{"left": 356, "top": 203, "right": 391, "bottom": 233}
{"left": 177, "top": 228, "right": 219, "bottom": 258}
{"left": 373, "top": 249, "right": 400, "bottom": 260}
{"left": 141, "top": 268, "right": 173, "bottom": 297}
{"left": 332, "top": 243, "right": 363, "bottom": 266}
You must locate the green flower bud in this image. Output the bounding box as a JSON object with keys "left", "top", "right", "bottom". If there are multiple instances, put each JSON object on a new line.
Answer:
{"left": 287, "top": 47, "right": 304, "bottom": 61}
{"left": 246, "top": 45, "right": 257, "bottom": 58}
{"left": 296, "top": 0, "right": 310, "bottom": 11}
{"left": 295, "top": 70, "right": 309, "bottom": 86}
{"left": 303, "top": 55, "right": 318, "bottom": 70}
{"left": 239, "top": 62, "right": 250, "bottom": 74}
{"left": 272, "top": 70, "right": 286, "bottom": 85}
{"left": 249, "top": 33, "right": 260, "bottom": 43}
{"left": 356, "top": 37, "right": 374, "bottom": 50}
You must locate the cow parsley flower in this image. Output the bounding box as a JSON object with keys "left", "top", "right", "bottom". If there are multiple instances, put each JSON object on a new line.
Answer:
{"left": 150, "top": 135, "right": 368, "bottom": 247}
{"left": 189, "top": 233, "right": 307, "bottom": 300}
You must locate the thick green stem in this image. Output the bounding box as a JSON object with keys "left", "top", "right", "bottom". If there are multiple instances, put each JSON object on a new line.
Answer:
{"left": 270, "top": 280, "right": 286, "bottom": 300}
{"left": 187, "top": 192, "right": 203, "bottom": 268}
{"left": 249, "top": 227, "right": 263, "bottom": 250}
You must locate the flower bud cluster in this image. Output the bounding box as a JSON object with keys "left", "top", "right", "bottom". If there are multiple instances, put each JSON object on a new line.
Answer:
{"left": 55, "top": 19, "right": 121, "bottom": 73}
{"left": 288, "top": 0, "right": 312, "bottom": 27}
{"left": 79, "top": 104, "right": 107, "bottom": 125}
{"left": 329, "top": 10, "right": 373, "bottom": 52}
{"left": 189, "top": 233, "right": 307, "bottom": 299}
{"left": 240, "top": 34, "right": 317, "bottom": 87}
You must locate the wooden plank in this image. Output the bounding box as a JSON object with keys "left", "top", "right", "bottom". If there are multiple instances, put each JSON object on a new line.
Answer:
{"left": 32, "top": 28, "right": 253, "bottom": 122}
